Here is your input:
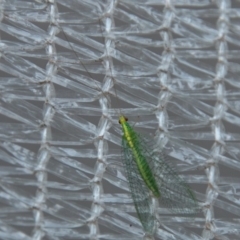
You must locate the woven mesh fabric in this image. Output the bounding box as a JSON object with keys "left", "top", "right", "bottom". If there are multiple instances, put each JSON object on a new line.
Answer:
{"left": 0, "top": 0, "right": 240, "bottom": 239}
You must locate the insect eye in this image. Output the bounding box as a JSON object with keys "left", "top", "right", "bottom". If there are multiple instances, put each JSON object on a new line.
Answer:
{"left": 125, "top": 117, "right": 128, "bottom": 121}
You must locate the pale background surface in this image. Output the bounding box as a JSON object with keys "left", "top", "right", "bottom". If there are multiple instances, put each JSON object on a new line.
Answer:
{"left": 0, "top": 0, "right": 240, "bottom": 239}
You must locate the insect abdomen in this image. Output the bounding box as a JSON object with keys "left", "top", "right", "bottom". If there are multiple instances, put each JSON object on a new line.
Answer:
{"left": 136, "top": 153, "right": 160, "bottom": 197}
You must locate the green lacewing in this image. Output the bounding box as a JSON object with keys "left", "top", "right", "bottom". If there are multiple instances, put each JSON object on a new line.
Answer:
{"left": 119, "top": 115, "right": 199, "bottom": 234}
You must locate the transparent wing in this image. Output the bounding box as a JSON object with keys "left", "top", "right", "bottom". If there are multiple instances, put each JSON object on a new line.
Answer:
{"left": 121, "top": 136, "right": 155, "bottom": 234}
{"left": 137, "top": 134, "right": 200, "bottom": 215}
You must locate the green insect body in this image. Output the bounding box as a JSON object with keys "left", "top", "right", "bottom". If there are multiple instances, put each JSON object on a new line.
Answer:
{"left": 119, "top": 115, "right": 199, "bottom": 234}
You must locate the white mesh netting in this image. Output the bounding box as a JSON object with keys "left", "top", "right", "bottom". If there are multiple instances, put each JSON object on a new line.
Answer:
{"left": 0, "top": 0, "right": 240, "bottom": 239}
